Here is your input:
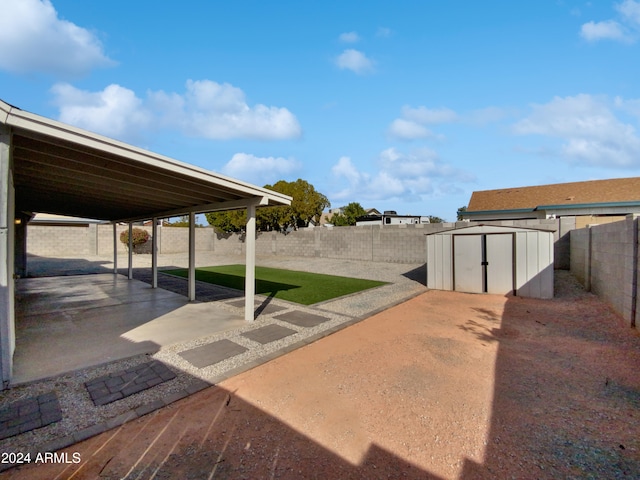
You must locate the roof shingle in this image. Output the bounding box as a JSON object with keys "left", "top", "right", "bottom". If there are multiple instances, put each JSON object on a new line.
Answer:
{"left": 467, "top": 177, "right": 640, "bottom": 211}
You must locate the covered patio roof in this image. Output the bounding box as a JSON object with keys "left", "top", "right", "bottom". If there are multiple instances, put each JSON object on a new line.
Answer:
{"left": 0, "top": 98, "right": 292, "bottom": 388}
{"left": 2, "top": 100, "right": 291, "bottom": 222}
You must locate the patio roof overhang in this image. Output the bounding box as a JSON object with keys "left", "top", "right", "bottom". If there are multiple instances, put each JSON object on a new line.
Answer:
{"left": 1, "top": 100, "right": 291, "bottom": 222}
{"left": 1, "top": 99, "right": 292, "bottom": 387}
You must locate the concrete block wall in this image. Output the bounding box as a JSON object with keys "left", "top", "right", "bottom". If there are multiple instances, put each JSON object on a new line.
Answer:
{"left": 28, "top": 218, "right": 569, "bottom": 266}
{"left": 569, "top": 227, "right": 589, "bottom": 286}
{"left": 570, "top": 216, "right": 639, "bottom": 328}
{"left": 28, "top": 225, "right": 95, "bottom": 256}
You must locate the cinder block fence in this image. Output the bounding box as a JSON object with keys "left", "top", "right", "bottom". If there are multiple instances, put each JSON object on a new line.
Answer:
{"left": 27, "top": 218, "right": 570, "bottom": 266}
{"left": 570, "top": 215, "right": 639, "bottom": 328}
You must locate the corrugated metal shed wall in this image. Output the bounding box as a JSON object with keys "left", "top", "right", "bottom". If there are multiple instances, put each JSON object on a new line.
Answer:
{"left": 426, "top": 225, "right": 554, "bottom": 299}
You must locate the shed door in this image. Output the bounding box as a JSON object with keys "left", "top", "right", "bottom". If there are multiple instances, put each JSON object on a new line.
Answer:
{"left": 453, "top": 233, "right": 514, "bottom": 294}
{"left": 486, "top": 233, "right": 514, "bottom": 294}
{"left": 453, "top": 235, "right": 483, "bottom": 293}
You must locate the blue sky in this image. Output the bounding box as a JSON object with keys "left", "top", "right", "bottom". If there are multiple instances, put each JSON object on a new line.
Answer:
{"left": 2, "top": 0, "right": 640, "bottom": 221}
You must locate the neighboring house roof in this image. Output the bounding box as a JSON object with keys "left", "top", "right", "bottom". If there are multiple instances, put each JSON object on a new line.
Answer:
{"left": 467, "top": 177, "right": 640, "bottom": 212}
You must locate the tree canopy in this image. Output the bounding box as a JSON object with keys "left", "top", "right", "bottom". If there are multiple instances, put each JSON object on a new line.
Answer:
{"left": 331, "top": 202, "right": 367, "bottom": 226}
{"left": 205, "top": 179, "right": 330, "bottom": 233}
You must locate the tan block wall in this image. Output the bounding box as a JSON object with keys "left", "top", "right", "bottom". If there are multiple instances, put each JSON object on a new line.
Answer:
{"left": 570, "top": 216, "right": 639, "bottom": 328}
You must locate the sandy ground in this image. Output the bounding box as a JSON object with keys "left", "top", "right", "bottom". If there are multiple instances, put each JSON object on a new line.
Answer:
{"left": 3, "top": 273, "right": 640, "bottom": 479}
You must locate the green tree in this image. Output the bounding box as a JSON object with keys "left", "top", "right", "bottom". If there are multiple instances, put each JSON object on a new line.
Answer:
{"left": 205, "top": 210, "right": 247, "bottom": 233}
{"left": 428, "top": 215, "right": 446, "bottom": 223}
{"left": 205, "top": 179, "right": 330, "bottom": 232}
{"left": 259, "top": 179, "right": 330, "bottom": 231}
{"left": 332, "top": 202, "right": 367, "bottom": 226}
{"left": 457, "top": 206, "right": 467, "bottom": 221}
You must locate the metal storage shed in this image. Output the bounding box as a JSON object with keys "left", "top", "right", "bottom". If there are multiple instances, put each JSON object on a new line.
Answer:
{"left": 426, "top": 225, "right": 555, "bottom": 299}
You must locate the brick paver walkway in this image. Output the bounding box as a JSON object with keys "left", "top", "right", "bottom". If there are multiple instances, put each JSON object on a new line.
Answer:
{"left": 85, "top": 361, "right": 176, "bottom": 406}
{"left": 0, "top": 392, "right": 62, "bottom": 440}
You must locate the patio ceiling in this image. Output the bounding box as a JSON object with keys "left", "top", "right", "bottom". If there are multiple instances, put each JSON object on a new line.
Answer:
{"left": 2, "top": 100, "right": 291, "bottom": 222}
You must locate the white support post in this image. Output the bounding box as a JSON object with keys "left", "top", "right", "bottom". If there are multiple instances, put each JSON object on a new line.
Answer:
{"left": 0, "top": 125, "right": 15, "bottom": 388}
{"left": 245, "top": 202, "right": 256, "bottom": 321}
{"left": 152, "top": 217, "right": 158, "bottom": 289}
{"left": 128, "top": 223, "right": 133, "bottom": 280}
{"left": 188, "top": 212, "right": 196, "bottom": 301}
{"left": 113, "top": 223, "right": 118, "bottom": 274}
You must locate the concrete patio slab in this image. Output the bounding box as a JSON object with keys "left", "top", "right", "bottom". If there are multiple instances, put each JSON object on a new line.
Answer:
{"left": 13, "top": 274, "right": 246, "bottom": 384}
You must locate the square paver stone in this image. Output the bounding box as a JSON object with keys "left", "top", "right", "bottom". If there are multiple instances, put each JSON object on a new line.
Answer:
{"left": 85, "top": 361, "right": 176, "bottom": 406}
{"left": 241, "top": 324, "right": 297, "bottom": 344}
{"left": 0, "top": 392, "right": 62, "bottom": 440}
{"left": 228, "top": 299, "right": 287, "bottom": 315}
{"left": 274, "top": 311, "right": 330, "bottom": 328}
{"left": 179, "top": 339, "right": 248, "bottom": 368}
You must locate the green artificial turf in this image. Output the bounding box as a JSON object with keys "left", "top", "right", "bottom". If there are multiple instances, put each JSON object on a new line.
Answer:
{"left": 162, "top": 264, "right": 387, "bottom": 305}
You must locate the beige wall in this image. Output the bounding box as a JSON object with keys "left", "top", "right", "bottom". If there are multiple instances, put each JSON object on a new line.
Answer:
{"left": 570, "top": 215, "right": 639, "bottom": 329}
{"left": 574, "top": 215, "right": 627, "bottom": 229}
{"left": 28, "top": 218, "right": 571, "bottom": 267}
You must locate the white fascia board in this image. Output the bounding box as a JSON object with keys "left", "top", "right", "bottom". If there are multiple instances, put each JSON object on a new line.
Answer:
{"left": 113, "top": 196, "right": 270, "bottom": 224}
{"left": 2, "top": 101, "right": 292, "bottom": 207}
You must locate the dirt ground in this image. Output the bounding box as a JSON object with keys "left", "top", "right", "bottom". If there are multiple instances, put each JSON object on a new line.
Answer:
{"left": 4, "top": 272, "right": 640, "bottom": 479}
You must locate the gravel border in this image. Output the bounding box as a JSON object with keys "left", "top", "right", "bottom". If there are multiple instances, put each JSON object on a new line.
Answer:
{"left": 0, "top": 255, "right": 427, "bottom": 470}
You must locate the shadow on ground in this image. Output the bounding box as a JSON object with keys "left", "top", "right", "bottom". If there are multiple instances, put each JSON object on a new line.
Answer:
{"left": 401, "top": 263, "right": 426, "bottom": 285}
{"left": 24, "top": 254, "right": 114, "bottom": 277}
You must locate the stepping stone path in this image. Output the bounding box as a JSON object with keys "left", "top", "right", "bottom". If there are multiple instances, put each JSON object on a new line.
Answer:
{"left": 85, "top": 361, "right": 176, "bottom": 406}
{"left": 227, "top": 299, "right": 287, "bottom": 315}
{"left": 241, "top": 324, "right": 297, "bottom": 344}
{"left": 0, "top": 392, "right": 62, "bottom": 440}
{"left": 275, "top": 311, "right": 330, "bottom": 328}
{"left": 179, "top": 339, "right": 248, "bottom": 368}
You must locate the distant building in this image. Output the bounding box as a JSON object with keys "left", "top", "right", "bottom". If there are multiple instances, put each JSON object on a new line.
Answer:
{"left": 459, "top": 177, "right": 640, "bottom": 228}
{"left": 356, "top": 211, "right": 430, "bottom": 226}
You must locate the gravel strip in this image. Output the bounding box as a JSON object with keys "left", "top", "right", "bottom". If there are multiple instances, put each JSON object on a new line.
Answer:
{"left": 1, "top": 254, "right": 427, "bottom": 461}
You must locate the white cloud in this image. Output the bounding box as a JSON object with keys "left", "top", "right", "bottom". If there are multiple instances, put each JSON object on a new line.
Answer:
{"left": 580, "top": 0, "right": 640, "bottom": 42}
{"left": 387, "top": 119, "right": 434, "bottom": 140}
{"left": 513, "top": 94, "right": 640, "bottom": 167}
{"left": 339, "top": 32, "right": 360, "bottom": 43}
{"left": 615, "top": 95, "right": 640, "bottom": 117}
{"left": 388, "top": 104, "right": 511, "bottom": 140}
{"left": 465, "top": 106, "right": 511, "bottom": 125}
{"left": 50, "top": 80, "right": 302, "bottom": 142}
{"left": 330, "top": 148, "right": 473, "bottom": 203}
{"left": 401, "top": 106, "right": 458, "bottom": 124}
{"left": 158, "top": 80, "right": 302, "bottom": 140}
{"left": 388, "top": 105, "right": 457, "bottom": 141}
{"left": 335, "top": 49, "right": 374, "bottom": 74}
{"left": 51, "top": 83, "right": 151, "bottom": 140}
{"left": 221, "top": 153, "right": 301, "bottom": 185}
{"left": 376, "top": 27, "right": 392, "bottom": 38}
{"left": 617, "top": 0, "right": 640, "bottom": 25}
{"left": 580, "top": 20, "right": 627, "bottom": 41}
{"left": 0, "top": 0, "right": 114, "bottom": 76}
